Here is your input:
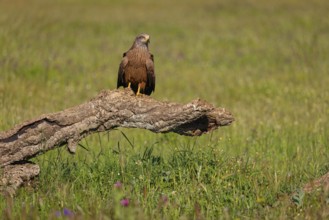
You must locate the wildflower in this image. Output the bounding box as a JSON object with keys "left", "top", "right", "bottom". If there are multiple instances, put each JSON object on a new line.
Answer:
{"left": 55, "top": 208, "right": 74, "bottom": 218}
{"left": 114, "top": 181, "right": 123, "bottom": 189}
{"left": 120, "top": 198, "right": 130, "bottom": 207}
{"left": 161, "top": 195, "right": 168, "bottom": 204}
{"left": 158, "top": 194, "right": 169, "bottom": 209}
{"left": 63, "top": 208, "right": 74, "bottom": 217}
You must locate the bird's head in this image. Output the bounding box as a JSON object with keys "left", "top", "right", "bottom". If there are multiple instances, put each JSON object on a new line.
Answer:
{"left": 133, "top": 33, "right": 150, "bottom": 48}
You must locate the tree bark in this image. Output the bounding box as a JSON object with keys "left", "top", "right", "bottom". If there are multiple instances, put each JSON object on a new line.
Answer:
{"left": 0, "top": 89, "right": 234, "bottom": 195}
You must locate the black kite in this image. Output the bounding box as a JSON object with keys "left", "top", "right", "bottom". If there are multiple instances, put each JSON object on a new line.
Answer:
{"left": 117, "top": 33, "right": 155, "bottom": 95}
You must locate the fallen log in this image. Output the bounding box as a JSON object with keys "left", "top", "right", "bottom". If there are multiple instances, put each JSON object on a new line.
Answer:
{"left": 0, "top": 89, "right": 234, "bottom": 195}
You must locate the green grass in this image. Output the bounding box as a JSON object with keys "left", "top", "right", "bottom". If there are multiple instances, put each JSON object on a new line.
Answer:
{"left": 1, "top": 0, "right": 329, "bottom": 219}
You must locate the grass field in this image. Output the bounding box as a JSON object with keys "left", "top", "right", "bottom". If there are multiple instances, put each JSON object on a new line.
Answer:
{"left": 1, "top": 0, "right": 329, "bottom": 219}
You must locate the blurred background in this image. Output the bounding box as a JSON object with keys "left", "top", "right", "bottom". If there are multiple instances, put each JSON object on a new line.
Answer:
{"left": 1, "top": 0, "right": 328, "bottom": 128}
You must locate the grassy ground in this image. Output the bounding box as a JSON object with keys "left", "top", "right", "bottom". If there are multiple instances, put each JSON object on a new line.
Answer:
{"left": 1, "top": 0, "right": 329, "bottom": 219}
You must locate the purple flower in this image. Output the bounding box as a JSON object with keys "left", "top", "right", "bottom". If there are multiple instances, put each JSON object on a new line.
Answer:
{"left": 158, "top": 195, "right": 169, "bottom": 208}
{"left": 63, "top": 208, "right": 74, "bottom": 217}
{"left": 114, "top": 181, "right": 123, "bottom": 189}
{"left": 161, "top": 195, "right": 168, "bottom": 204}
{"left": 120, "top": 198, "right": 130, "bottom": 207}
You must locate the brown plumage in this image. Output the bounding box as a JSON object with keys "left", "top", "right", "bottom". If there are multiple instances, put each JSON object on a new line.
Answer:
{"left": 117, "top": 33, "right": 155, "bottom": 95}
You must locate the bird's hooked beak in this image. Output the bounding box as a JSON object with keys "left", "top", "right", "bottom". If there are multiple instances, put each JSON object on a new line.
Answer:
{"left": 135, "top": 33, "right": 151, "bottom": 46}
{"left": 145, "top": 35, "right": 150, "bottom": 44}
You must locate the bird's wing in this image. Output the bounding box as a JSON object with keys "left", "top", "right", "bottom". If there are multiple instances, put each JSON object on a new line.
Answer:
{"left": 146, "top": 53, "right": 155, "bottom": 93}
{"left": 117, "top": 52, "right": 129, "bottom": 88}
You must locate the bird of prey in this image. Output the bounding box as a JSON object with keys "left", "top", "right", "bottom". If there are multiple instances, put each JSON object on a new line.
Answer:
{"left": 117, "top": 33, "right": 155, "bottom": 96}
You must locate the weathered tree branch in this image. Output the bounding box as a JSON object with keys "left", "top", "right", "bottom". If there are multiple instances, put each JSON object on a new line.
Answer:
{"left": 0, "top": 89, "right": 234, "bottom": 195}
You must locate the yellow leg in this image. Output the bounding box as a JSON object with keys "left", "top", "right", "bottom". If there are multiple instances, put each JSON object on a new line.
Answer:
{"left": 128, "top": 82, "right": 131, "bottom": 88}
{"left": 136, "top": 84, "right": 141, "bottom": 96}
